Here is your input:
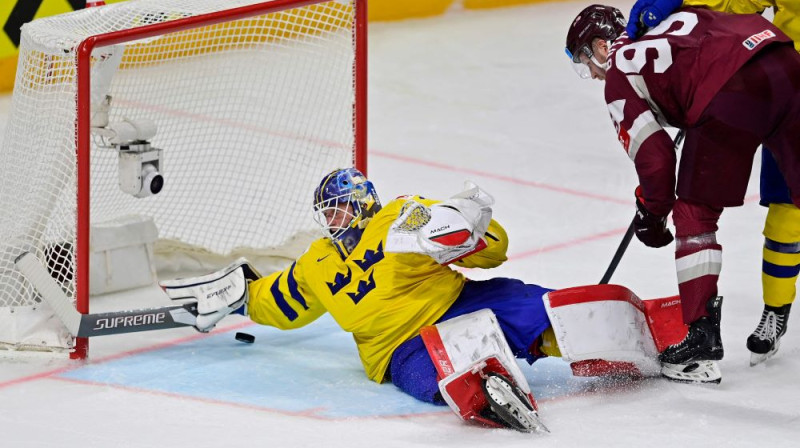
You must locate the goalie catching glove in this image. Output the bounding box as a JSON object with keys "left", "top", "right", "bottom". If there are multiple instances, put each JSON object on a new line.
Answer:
{"left": 386, "top": 181, "right": 494, "bottom": 264}
{"left": 159, "top": 258, "right": 261, "bottom": 332}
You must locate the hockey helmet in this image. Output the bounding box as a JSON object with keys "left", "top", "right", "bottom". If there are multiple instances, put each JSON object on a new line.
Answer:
{"left": 313, "top": 167, "right": 381, "bottom": 258}
{"left": 565, "top": 4, "right": 626, "bottom": 78}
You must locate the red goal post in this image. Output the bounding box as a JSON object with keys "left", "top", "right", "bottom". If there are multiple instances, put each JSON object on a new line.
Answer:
{"left": 0, "top": 0, "right": 367, "bottom": 359}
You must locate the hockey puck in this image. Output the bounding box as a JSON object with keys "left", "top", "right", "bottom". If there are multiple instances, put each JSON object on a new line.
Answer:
{"left": 235, "top": 332, "right": 255, "bottom": 343}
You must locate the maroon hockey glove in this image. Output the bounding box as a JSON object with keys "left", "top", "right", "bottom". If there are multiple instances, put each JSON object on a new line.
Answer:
{"left": 633, "top": 186, "right": 673, "bottom": 248}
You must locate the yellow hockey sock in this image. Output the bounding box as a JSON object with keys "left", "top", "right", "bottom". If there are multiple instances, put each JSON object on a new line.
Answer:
{"left": 762, "top": 204, "right": 800, "bottom": 308}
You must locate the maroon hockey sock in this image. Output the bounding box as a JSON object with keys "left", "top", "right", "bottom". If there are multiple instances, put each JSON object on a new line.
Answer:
{"left": 675, "top": 238, "right": 722, "bottom": 323}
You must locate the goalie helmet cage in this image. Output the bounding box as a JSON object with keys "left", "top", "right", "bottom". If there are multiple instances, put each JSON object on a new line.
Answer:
{"left": 0, "top": 0, "right": 367, "bottom": 359}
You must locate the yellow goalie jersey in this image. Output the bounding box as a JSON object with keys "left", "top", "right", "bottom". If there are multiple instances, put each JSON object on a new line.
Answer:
{"left": 247, "top": 195, "right": 509, "bottom": 382}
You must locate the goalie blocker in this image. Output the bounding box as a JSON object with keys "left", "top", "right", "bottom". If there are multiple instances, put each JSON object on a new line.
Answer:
{"left": 160, "top": 258, "right": 262, "bottom": 332}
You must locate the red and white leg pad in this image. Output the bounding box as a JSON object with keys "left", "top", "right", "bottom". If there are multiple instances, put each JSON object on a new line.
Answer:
{"left": 543, "top": 285, "right": 688, "bottom": 378}
{"left": 420, "top": 309, "right": 543, "bottom": 430}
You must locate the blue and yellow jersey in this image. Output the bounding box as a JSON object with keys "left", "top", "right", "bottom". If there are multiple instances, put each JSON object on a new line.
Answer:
{"left": 247, "top": 196, "right": 509, "bottom": 382}
{"left": 684, "top": 1, "right": 800, "bottom": 51}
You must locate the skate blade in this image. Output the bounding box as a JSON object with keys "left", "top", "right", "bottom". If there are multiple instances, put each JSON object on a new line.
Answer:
{"left": 523, "top": 413, "right": 550, "bottom": 434}
{"left": 749, "top": 341, "right": 780, "bottom": 367}
{"left": 661, "top": 361, "right": 722, "bottom": 384}
{"left": 485, "top": 376, "right": 550, "bottom": 434}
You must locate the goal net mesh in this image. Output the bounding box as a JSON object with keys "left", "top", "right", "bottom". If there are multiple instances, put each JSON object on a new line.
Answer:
{"left": 0, "top": 0, "right": 360, "bottom": 354}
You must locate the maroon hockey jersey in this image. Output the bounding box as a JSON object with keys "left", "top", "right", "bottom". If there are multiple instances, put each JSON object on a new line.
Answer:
{"left": 604, "top": 7, "right": 792, "bottom": 216}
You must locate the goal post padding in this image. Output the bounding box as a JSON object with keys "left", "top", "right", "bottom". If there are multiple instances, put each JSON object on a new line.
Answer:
{"left": 0, "top": 0, "right": 366, "bottom": 357}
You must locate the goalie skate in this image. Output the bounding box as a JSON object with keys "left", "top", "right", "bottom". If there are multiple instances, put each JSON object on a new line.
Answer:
{"left": 661, "top": 361, "right": 722, "bottom": 384}
{"left": 481, "top": 372, "right": 549, "bottom": 433}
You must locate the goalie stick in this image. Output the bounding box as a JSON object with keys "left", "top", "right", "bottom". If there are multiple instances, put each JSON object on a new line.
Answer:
{"left": 15, "top": 252, "right": 199, "bottom": 337}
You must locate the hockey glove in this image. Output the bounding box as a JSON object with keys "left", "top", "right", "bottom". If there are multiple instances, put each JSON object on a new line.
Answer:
{"left": 626, "top": 0, "right": 682, "bottom": 39}
{"left": 385, "top": 182, "right": 494, "bottom": 265}
{"left": 160, "top": 258, "right": 261, "bottom": 332}
{"left": 633, "top": 186, "right": 673, "bottom": 248}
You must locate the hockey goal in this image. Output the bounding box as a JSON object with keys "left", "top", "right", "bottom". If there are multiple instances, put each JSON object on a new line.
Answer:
{"left": 0, "top": 0, "right": 366, "bottom": 359}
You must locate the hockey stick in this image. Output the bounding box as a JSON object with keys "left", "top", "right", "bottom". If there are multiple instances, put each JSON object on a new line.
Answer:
{"left": 599, "top": 219, "right": 635, "bottom": 285}
{"left": 15, "top": 252, "right": 199, "bottom": 337}
{"left": 599, "top": 130, "right": 685, "bottom": 285}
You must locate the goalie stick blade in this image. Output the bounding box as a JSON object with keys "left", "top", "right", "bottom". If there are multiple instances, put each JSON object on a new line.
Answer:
{"left": 15, "top": 251, "right": 199, "bottom": 337}
{"left": 76, "top": 303, "right": 199, "bottom": 337}
{"left": 15, "top": 252, "right": 82, "bottom": 336}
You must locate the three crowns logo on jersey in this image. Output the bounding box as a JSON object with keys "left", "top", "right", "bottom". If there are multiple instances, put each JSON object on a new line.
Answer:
{"left": 327, "top": 242, "right": 384, "bottom": 304}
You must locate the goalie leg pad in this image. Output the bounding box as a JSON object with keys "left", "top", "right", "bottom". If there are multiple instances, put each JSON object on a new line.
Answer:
{"left": 420, "top": 310, "right": 547, "bottom": 432}
{"left": 543, "top": 285, "right": 663, "bottom": 377}
{"left": 435, "top": 357, "right": 547, "bottom": 432}
{"left": 570, "top": 359, "right": 643, "bottom": 378}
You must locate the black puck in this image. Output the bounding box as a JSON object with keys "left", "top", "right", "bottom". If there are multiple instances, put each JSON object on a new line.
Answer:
{"left": 235, "top": 332, "right": 255, "bottom": 343}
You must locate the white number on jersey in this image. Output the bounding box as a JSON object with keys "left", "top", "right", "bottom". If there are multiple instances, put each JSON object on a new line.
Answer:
{"left": 614, "top": 11, "right": 699, "bottom": 75}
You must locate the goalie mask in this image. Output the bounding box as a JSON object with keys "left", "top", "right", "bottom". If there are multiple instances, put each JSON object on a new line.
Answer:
{"left": 565, "top": 4, "right": 626, "bottom": 79}
{"left": 313, "top": 168, "right": 381, "bottom": 258}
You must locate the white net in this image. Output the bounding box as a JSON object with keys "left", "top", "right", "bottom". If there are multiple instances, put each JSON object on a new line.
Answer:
{"left": 0, "top": 0, "right": 361, "bottom": 354}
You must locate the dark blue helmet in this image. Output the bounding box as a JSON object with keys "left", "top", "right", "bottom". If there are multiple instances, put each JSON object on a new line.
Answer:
{"left": 313, "top": 168, "right": 381, "bottom": 257}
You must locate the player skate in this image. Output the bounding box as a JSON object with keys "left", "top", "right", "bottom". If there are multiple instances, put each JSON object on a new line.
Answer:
{"left": 747, "top": 304, "right": 792, "bottom": 366}
{"left": 659, "top": 296, "right": 723, "bottom": 384}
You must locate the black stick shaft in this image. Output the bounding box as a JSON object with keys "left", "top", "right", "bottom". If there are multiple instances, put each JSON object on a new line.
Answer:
{"left": 599, "top": 219, "right": 635, "bottom": 285}
{"left": 599, "top": 131, "right": 683, "bottom": 285}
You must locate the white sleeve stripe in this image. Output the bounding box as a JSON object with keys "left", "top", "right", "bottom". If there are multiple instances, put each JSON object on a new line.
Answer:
{"left": 626, "top": 110, "right": 662, "bottom": 161}
{"left": 676, "top": 249, "right": 722, "bottom": 283}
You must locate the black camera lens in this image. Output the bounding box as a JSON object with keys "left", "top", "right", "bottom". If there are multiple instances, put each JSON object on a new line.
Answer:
{"left": 150, "top": 174, "right": 164, "bottom": 194}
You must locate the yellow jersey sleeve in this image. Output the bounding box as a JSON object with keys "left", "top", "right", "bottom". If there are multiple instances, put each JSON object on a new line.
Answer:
{"left": 683, "top": 1, "right": 800, "bottom": 51}
{"left": 683, "top": 0, "right": 770, "bottom": 14}
{"left": 247, "top": 249, "right": 329, "bottom": 330}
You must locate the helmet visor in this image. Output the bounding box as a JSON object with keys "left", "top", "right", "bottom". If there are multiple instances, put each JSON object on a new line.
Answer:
{"left": 565, "top": 46, "right": 602, "bottom": 79}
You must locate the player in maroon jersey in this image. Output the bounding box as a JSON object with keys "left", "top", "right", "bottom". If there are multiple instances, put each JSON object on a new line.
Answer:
{"left": 565, "top": 4, "right": 800, "bottom": 383}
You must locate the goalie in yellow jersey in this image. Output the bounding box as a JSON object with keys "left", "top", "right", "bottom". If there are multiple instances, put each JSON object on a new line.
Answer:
{"left": 160, "top": 167, "right": 687, "bottom": 432}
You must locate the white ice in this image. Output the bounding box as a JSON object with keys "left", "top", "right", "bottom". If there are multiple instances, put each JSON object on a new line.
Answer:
{"left": 1, "top": 1, "right": 798, "bottom": 446}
